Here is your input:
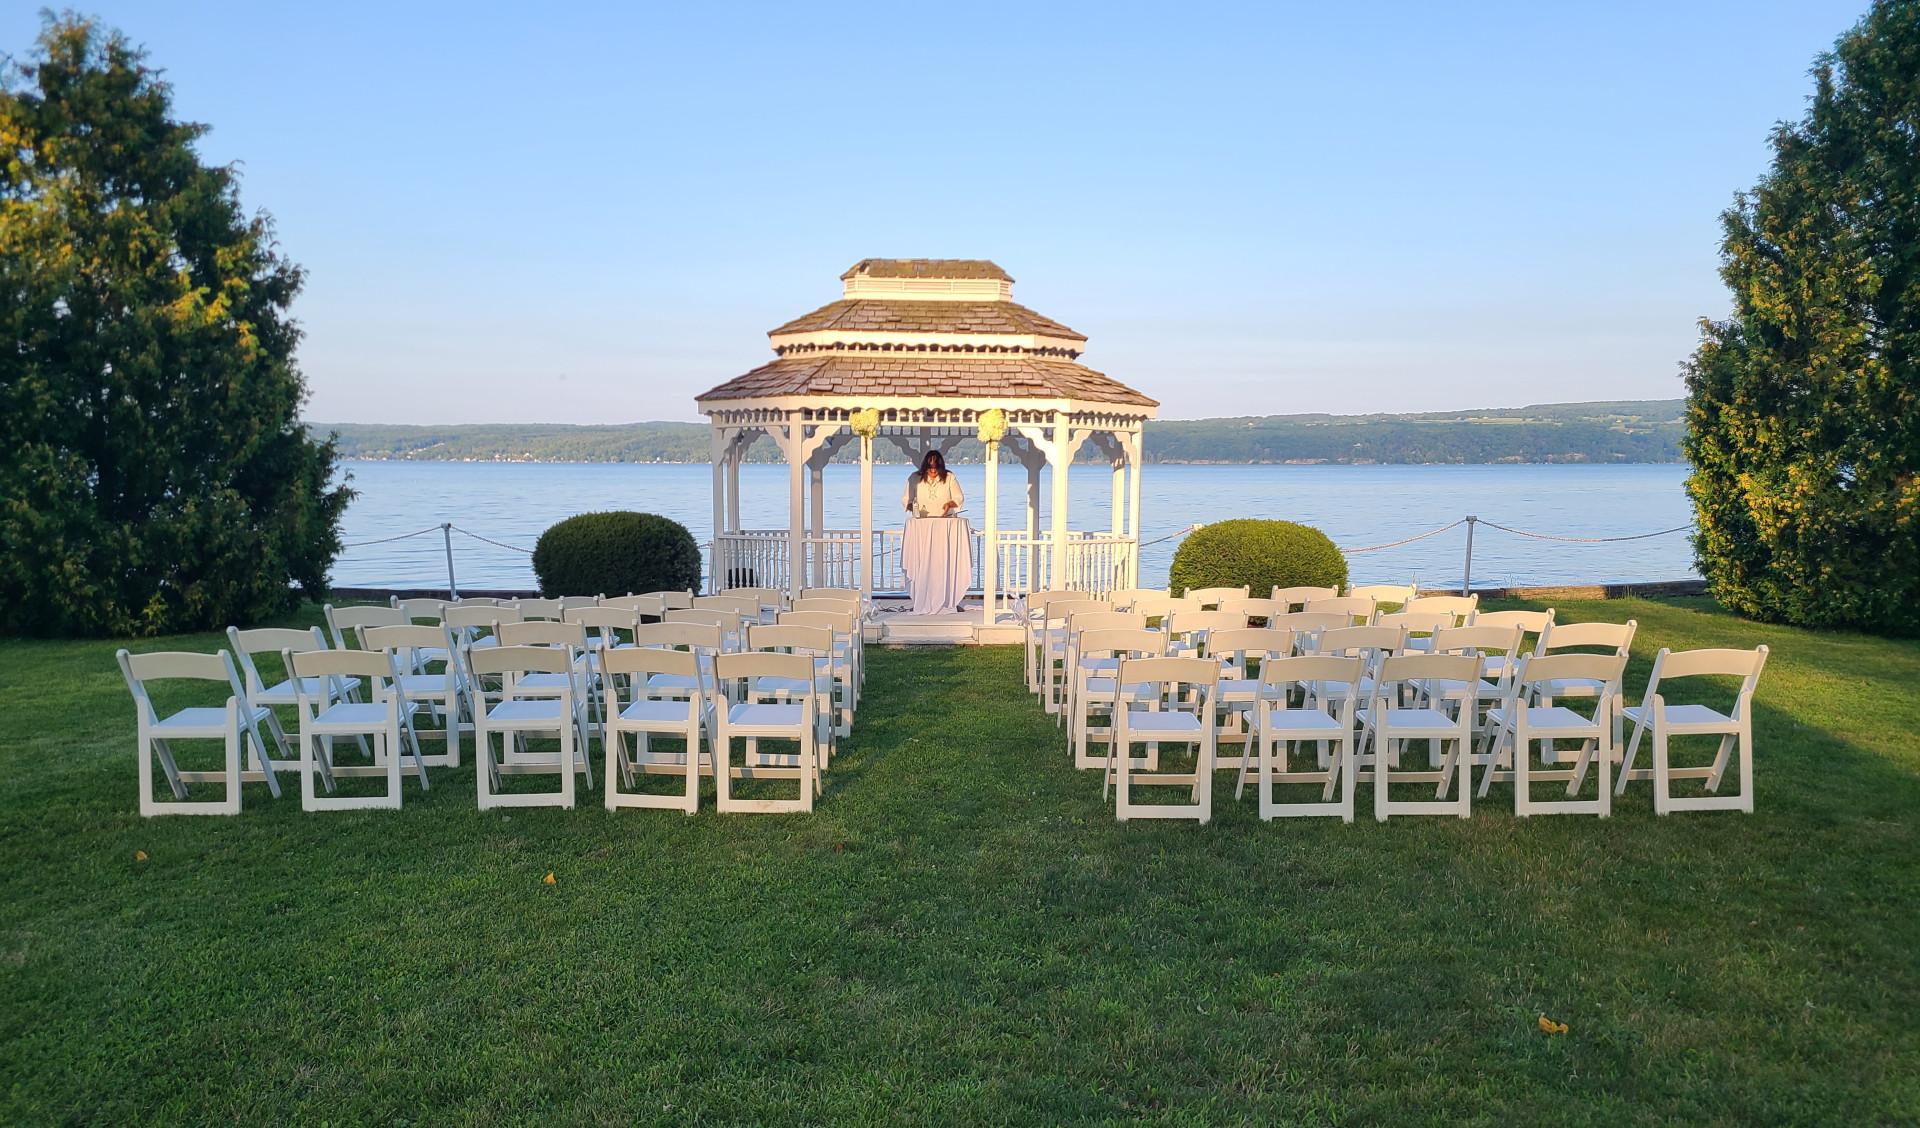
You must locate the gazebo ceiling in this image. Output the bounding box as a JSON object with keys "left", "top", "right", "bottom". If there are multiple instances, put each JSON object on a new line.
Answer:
{"left": 696, "top": 260, "right": 1158, "bottom": 414}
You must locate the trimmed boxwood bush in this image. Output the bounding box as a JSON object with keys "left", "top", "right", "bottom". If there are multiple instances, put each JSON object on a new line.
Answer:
{"left": 1168, "top": 519, "right": 1347, "bottom": 597}
{"left": 531, "top": 511, "right": 700, "bottom": 597}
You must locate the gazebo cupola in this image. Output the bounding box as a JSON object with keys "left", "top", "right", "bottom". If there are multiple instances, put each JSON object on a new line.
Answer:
{"left": 696, "top": 259, "right": 1158, "bottom": 622}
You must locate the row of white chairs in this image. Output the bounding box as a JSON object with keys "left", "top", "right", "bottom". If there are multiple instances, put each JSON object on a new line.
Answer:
{"left": 1024, "top": 592, "right": 1766, "bottom": 822}
{"left": 119, "top": 588, "right": 870, "bottom": 817}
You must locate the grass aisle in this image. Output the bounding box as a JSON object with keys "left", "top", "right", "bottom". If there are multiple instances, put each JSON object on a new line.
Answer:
{"left": 1, "top": 598, "right": 1916, "bottom": 1125}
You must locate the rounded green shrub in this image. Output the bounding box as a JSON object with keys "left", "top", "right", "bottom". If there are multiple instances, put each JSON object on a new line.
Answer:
{"left": 1167, "top": 519, "right": 1347, "bottom": 597}
{"left": 531, "top": 511, "right": 700, "bottom": 597}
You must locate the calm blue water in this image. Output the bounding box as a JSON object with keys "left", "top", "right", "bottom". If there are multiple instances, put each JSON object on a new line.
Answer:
{"left": 330, "top": 461, "right": 1698, "bottom": 591}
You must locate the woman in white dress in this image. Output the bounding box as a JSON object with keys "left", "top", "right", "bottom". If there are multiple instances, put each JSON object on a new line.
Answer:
{"left": 902, "top": 450, "right": 964, "bottom": 516}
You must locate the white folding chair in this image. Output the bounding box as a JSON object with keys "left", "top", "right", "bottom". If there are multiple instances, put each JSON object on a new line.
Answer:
{"left": 646, "top": 590, "right": 695, "bottom": 611}
{"left": 1182, "top": 585, "right": 1251, "bottom": 609}
{"left": 1060, "top": 611, "right": 1147, "bottom": 734}
{"left": 745, "top": 623, "right": 839, "bottom": 765}
{"left": 467, "top": 644, "right": 593, "bottom": 809}
{"left": 1480, "top": 652, "right": 1625, "bottom": 816}
{"left": 1207, "top": 626, "right": 1295, "bottom": 772}
{"left": 1472, "top": 609, "right": 1557, "bottom": 682}
{"left": 633, "top": 622, "right": 726, "bottom": 703}
{"left": 227, "top": 625, "right": 360, "bottom": 767}
{"left": 1219, "top": 597, "right": 1287, "bottom": 624}
{"left": 1105, "top": 656, "right": 1220, "bottom": 823}
{"left": 1165, "top": 610, "right": 1249, "bottom": 659}
{"left": 1271, "top": 585, "right": 1338, "bottom": 611}
{"left": 602, "top": 593, "right": 667, "bottom": 621}
{"left": 1238, "top": 654, "right": 1363, "bottom": 821}
{"left": 711, "top": 651, "right": 821, "bottom": 813}
{"left": 1304, "top": 596, "right": 1377, "bottom": 627}
{"left": 1069, "top": 626, "right": 1164, "bottom": 771}
{"left": 1350, "top": 583, "right": 1416, "bottom": 610}
{"left": 495, "top": 619, "right": 600, "bottom": 737}
{"left": 391, "top": 596, "right": 450, "bottom": 622}
{"left": 1022, "top": 590, "right": 1079, "bottom": 694}
{"left": 566, "top": 606, "right": 644, "bottom": 654}
{"left": 600, "top": 646, "right": 709, "bottom": 814}
{"left": 288, "top": 648, "right": 426, "bottom": 811}
{"left": 1374, "top": 611, "right": 1455, "bottom": 653}
{"left": 359, "top": 623, "right": 466, "bottom": 768}
{"left": 324, "top": 604, "right": 407, "bottom": 651}
{"left": 779, "top": 609, "right": 862, "bottom": 731}
{"left": 1105, "top": 588, "right": 1168, "bottom": 612}
{"left": 1404, "top": 594, "right": 1477, "bottom": 626}
{"left": 515, "top": 597, "right": 567, "bottom": 622}
{"left": 117, "top": 649, "right": 283, "bottom": 815}
{"left": 1039, "top": 599, "right": 1112, "bottom": 716}
{"left": 666, "top": 608, "right": 743, "bottom": 651}
{"left": 1615, "top": 646, "right": 1769, "bottom": 814}
{"left": 1364, "top": 653, "right": 1480, "bottom": 820}
{"left": 1269, "top": 611, "right": 1350, "bottom": 652}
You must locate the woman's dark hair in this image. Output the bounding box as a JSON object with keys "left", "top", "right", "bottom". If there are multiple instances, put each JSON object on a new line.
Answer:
{"left": 920, "top": 450, "right": 947, "bottom": 480}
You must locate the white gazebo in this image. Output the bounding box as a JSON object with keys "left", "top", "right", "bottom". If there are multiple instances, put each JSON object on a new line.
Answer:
{"left": 696, "top": 259, "right": 1158, "bottom": 636}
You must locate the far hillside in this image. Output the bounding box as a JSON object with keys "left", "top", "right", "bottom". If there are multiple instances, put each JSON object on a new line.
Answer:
{"left": 315, "top": 400, "right": 1684, "bottom": 466}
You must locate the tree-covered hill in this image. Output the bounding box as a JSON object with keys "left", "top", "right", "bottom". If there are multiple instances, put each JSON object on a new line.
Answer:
{"left": 314, "top": 399, "right": 1684, "bottom": 466}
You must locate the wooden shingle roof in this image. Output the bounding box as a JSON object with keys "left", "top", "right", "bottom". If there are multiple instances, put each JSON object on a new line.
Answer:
{"left": 770, "top": 299, "right": 1085, "bottom": 341}
{"left": 839, "top": 258, "right": 1012, "bottom": 282}
{"left": 696, "top": 356, "right": 1159, "bottom": 408}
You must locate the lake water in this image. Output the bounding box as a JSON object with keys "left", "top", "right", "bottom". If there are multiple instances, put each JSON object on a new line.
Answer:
{"left": 330, "top": 461, "right": 1698, "bottom": 591}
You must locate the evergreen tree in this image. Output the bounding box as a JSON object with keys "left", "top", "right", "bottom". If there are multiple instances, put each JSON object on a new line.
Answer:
{"left": 1686, "top": 0, "right": 1920, "bottom": 635}
{"left": 0, "top": 14, "right": 349, "bottom": 636}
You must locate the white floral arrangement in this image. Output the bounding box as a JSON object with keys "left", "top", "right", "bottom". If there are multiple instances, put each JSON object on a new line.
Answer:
{"left": 977, "top": 408, "right": 1007, "bottom": 444}
{"left": 849, "top": 408, "right": 880, "bottom": 440}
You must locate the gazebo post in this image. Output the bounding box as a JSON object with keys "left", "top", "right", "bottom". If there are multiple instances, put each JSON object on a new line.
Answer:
{"left": 710, "top": 427, "right": 728, "bottom": 594}
{"left": 788, "top": 437, "right": 805, "bottom": 600}
{"left": 859, "top": 433, "right": 874, "bottom": 601}
{"left": 983, "top": 438, "right": 999, "bottom": 628}
{"left": 1048, "top": 433, "right": 1070, "bottom": 591}
{"left": 808, "top": 454, "right": 826, "bottom": 588}
{"left": 1127, "top": 432, "right": 1144, "bottom": 588}
{"left": 725, "top": 440, "right": 741, "bottom": 534}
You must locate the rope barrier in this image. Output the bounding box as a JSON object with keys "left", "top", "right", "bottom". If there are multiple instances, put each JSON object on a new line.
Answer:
{"left": 1477, "top": 520, "right": 1693, "bottom": 543}
{"left": 450, "top": 526, "right": 535, "bottom": 554}
{"left": 338, "top": 525, "right": 441, "bottom": 550}
{"left": 1340, "top": 519, "right": 1466, "bottom": 554}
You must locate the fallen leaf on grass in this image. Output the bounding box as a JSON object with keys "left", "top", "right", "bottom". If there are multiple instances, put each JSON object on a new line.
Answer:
{"left": 134, "top": 851, "right": 148, "bottom": 862}
{"left": 542, "top": 873, "right": 556, "bottom": 885}
{"left": 1538, "top": 1015, "right": 1568, "bottom": 1035}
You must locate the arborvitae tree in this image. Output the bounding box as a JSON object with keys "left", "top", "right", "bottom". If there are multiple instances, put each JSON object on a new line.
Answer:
{"left": 0, "top": 15, "right": 349, "bottom": 636}
{"left": 1685, "top": 0, "right": 1920, "bottom": 635}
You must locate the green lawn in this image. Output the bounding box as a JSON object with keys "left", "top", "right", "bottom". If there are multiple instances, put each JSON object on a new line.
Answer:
{"left": 1, "top": 597, "right": 1916, "bottom": 1125}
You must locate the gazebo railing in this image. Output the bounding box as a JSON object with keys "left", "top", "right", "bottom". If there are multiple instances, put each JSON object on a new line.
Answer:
{"left": 716, "top": 529, "right": 1135, "bottom": 598}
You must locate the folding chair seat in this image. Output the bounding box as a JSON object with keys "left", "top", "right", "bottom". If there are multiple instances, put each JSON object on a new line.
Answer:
{"left": 1480, "top": 653, "right": 1625, "bottom": 816}
{"left": 600, "top": 646, "right": 711, "bottom": 814}
{"left": 1104, "top": 657, "right": 1220, "bottom": 823}
{"left": 745, "top": 624, "right": 839, "bottom": 764}
{"left": 1376, "top": 611, "right": 1455, "bottom": 653}
{"left": 1207, "top": 627, "right": 1296, "bottom": 772}
{"left": 496, "top": 619, "right": 601, "bottom": 734}
{"left": 1615, "top": 646, "right": 1768, "bottom": 814}
{"left": 1471, "top": 609, "right": 1556, "bottom": 681}
{"left": 1304, "top": 596, "right": 1377, "bottom": 626}
{"left": 359, "top": 623, "right": 466, "bottom": 768}
{"left": 1350, "top": 583, "right": 1417, "bottom": 611}
{"left": 1182, "top": 585, "right": 1250, "bottom": 609}
{"left": 1271, "top": 585, "right": 1338, "bottom": 611}
{"left": 466, "top": 644, "right": 593, "bottom": 809}
{"left": 227, "top": 625, "right": 360, "bottom": 767}
{"left": 323, "top": 604, "right": 407, "bottom": 651}
{"left": 1236, "top": 654, "right": 1363, "bottom": 821}
{"left": 711, "top": 651, "right": 821, "bottom": 813}
{"left": 1363, "top": 654, "right": 1480, "bottom": 820}
{"left": 288, "top": 648, "right": 427, "bottom": 810}
{"left": 779, "top": 609, "right": 862, "bottom": 731}
{"left": 118, "top": 649, "right": 285, "bottom": 815}
{"left": 1069, "top": 627, "right": 1164, "bottom": 770}
{"left": 1415, "top": 624, "right": 1527, "bottom": 749}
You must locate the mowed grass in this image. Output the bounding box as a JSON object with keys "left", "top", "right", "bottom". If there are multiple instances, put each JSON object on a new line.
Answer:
{"left": 1, "top": 597, "right": 1916, "bottom": 1126}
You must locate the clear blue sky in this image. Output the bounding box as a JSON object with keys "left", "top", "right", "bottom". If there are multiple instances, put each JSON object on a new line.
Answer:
{"left": 4, "top": 2, "right": 1871, "bottom": 423}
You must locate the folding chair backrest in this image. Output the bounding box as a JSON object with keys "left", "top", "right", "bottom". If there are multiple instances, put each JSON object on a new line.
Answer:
{"left": 228, "top": 625, "right": 328, "bottom": 662}
{"left": 358, "top": 624, "right": 450, "bottom": 656}
{"left": 695, "top": 594, "right": 762, "bottom": 618}
{"left": 748, "top": 623, "right": 832, "bottom": 654}
{"left": 325, "top": 604, "right": 407, "bottom": 648}
{"left": 1651, "top": 645, "right": 1769, "bottom": 683}
{"left": 1427, "top": 624, "right": 1523, "bottom": 656}
{"left": 1130, "top": 595, "right": 1200, "bottom": 622}
{"left": 559, "top": 595, "right": 601, "bottom": 611}
{"left": 1076, "top": 628, "right": 1166, "bottom": 659}
{"left": 1105, "top": 588, "right": 1167, "bottom": 611}
{"left": 1047, "top": 600, "right": 1111, "bottom": 625}
{"left": 454, "top": 596, "right": 509, "bottom": 607}
{"left": 1404, "top": 595, "right": 1478, "bottom": 624}
{"left": 465, "top": 644, "right": 575, "bottom": 677}
{"left": 119, "top": 649, "right": 248, "bottom": 724}
{"left": 1304, "top": 597, "right": 1376, "bottom": 625}
{"left": 1544, "top": 619, "right": 1636, "bottom": 656}
{"left": 602, "top": 594, "right": 667, "bottom": 616}
{"left": 1183, "top": 585, "right": 1251, "bottom": 607}
{"left": 565, "top": 607, "right": 642, "bottom": 632}
{"left": 445, "top": 605, "right": 521, "bottom": 631}
{"left": 1071, "top": 611, "right": 1147, "bottom": 635}
{"left": 393, "top": 597, "right": 450, "bottom": 622}
{"left": 516, "top": 597, "right": 567, "bottom": 621}
{"left": 1350, "top": 583, "right": 1416, "bottom": 607}
{"left": 1210, "top": 627, "right": 1294, "bottom": 659}
{"left": 636, "top": 622, "right": 724, "bottom": 652}
{"left": 1518, "top": 652, "right": 1626, "bottom": 691}
{"left": 791, "top": 598, "right": 855, "bottom": 614}
{"left": 289, "top": 647, "right": 396, "bottom": 683}
{"left": 1315, "top": 625, "right": 1408, "bottom": 658}
{"left": 667, "top": 608, "right": 741, "bottom": 633}
{"left": 1374, "top": 611, "right": 1454, "bottom": 638}
{"left": 1116, "top": 656, "right": 1220, "bottom": 696}
{"left": 799, "top": 587, "right": 860, "bottom": 604}
{"left": 1261, "top": 653, "right": 1364, "bottom": 689}
{"left": 1473, "top": 609, "right": 1555, "bottom": 638}
{"left": 1377, "top": 653, "right": 1481, "bottom": 687}
{"left": 1272, "top": 585, "right": 1338, "bottom": 608}
{"left": 1219, "top": 597, "right": 1285, "bottom": 621}
{"left": 646, "top": 590, "right": 695, "bottom": 610}
{"left": 599, "top": 645, "right": 700, "bottom": 680}
{"left": 496, "top": 620, "right": 589, "bottom": 649}
{"left": 712, "top": 650, "right": 814, "bottom": 683}
{"left": 780, "top": 610, "right": 856, "bottom": 635}
{"left": 729, "top": 586, "right": 788, "bottom": 605}
{"left": 1269, "top": 611, "right": 1351, "bottom": 636}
